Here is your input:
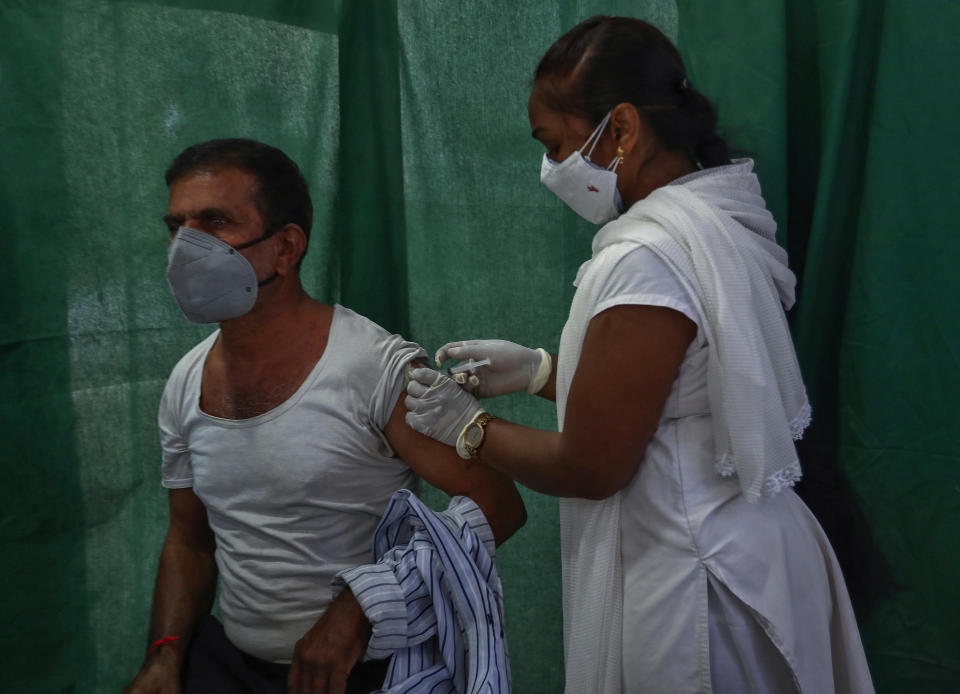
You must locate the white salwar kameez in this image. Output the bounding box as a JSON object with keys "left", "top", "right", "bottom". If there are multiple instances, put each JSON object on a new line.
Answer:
{"left": 555, "top": 160, "right": 874, "bottom": 694}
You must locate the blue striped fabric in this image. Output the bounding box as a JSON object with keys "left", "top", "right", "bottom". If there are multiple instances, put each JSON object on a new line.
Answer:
{"left": 334, "top": 490, "right": 511, "bottom": 693}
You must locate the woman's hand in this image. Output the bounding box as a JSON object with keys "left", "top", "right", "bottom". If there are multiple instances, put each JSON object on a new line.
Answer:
{"left": 404, "top": 368, "right": 483, "bottom": 447}
{"left": 435, "top": 340, "right": 552, "bottom": 397}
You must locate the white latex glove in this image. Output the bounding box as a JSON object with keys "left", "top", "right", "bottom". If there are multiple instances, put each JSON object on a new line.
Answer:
{"left": 404, "top": 368, "right": 482, "bottom": 447}
{"left": 434, "top": 340, "right": 552, "bottom": 397}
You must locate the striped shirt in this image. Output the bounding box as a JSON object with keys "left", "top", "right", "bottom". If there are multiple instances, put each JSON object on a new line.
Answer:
{"left": 333, "top": 490, "right": 511, "bottom": 693}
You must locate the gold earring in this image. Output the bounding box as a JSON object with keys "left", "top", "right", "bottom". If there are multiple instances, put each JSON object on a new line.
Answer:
{"left": 617, "top": 145, "right": 625, "bottom": 162}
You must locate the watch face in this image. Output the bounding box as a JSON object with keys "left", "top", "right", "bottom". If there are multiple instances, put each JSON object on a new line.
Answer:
{"left": 464, "top": 424, "right": 484, "bottom": 448}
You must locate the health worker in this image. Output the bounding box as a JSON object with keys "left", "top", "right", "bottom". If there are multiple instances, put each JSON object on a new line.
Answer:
{"left": 404, "top": 15, "right": 875, "bottom": 694}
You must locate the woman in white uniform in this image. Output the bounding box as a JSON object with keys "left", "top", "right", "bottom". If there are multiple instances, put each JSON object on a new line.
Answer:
{"left": 404, "top": 16, "right": 875, "bottom": 694}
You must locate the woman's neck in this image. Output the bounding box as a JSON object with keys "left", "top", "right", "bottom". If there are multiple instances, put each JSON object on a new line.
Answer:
{"left": 620, "top": 148, "right": 698, "bottom": 208}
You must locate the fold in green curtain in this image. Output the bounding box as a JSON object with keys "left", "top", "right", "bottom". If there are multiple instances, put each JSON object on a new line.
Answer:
{"left": 1, "top": 1, "right": 957, "bottom": 692}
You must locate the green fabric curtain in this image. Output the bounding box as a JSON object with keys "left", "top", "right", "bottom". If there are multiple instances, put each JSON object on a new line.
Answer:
{"left": 1, "top": 1, "right": 957, "bottom": 692}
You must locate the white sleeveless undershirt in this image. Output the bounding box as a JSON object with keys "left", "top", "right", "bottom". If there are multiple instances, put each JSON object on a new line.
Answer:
{"left": 159, "top": 305, "right": 424, "bottom": 662}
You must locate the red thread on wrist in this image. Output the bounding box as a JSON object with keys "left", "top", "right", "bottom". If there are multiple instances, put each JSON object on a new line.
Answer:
{"left": 149, "top": 636, "right": 180, "bottom": 654}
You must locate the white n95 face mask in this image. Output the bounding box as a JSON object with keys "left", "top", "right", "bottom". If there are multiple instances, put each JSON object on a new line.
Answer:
{"left": 540, "top": 110, "right": 624, "bottom": 224}
{"left": 166, "top": 226, "right": 276, "bottom": 324}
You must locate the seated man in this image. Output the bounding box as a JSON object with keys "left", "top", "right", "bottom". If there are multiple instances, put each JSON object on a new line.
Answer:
{"left": 122, "top": 139, "right": 526, "bottom": 694}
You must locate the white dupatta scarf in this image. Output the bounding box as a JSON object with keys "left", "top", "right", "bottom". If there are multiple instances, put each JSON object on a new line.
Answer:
{"left": 555, "top": 160, "right": 810, "bottom": 694}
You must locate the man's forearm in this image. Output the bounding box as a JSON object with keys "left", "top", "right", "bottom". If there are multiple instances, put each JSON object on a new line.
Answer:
{"left": 144, "top": 539, "right": 218, "bottom": 666}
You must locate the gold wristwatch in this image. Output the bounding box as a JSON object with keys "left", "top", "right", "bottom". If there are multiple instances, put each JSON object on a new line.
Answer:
{"left": 456, "top": 411, "right": 497, "bottom": 460}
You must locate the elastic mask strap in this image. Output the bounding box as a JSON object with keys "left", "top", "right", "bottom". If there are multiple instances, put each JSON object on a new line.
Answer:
{"left": 233, "top": 225, "right": 279, "bottom": 251}
{"left": 258, "top": 272, "right": 279, "bottom": 287}
{"left": 581, "top": 111, "right": 613, "bottom": 162}
{"left": 606, "top": 150, "right": 623, "bottom": 173}
{"left": 233, "top": 226, "right": 280, "bottom": 287}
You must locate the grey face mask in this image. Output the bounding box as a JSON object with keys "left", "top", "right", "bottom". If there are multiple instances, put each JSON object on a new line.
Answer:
{"left": 166, "top": 226, "right": 277, "bottom": 324}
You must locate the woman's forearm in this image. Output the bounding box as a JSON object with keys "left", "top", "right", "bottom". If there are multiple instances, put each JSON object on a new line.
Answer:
{"left": 476, "top": 419, "right": 622, "bottom": 500}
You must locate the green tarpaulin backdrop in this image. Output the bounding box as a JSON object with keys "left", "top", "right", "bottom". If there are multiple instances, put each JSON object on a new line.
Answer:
{"left": 1, "top": 1, "right": 957, "bottom": 692}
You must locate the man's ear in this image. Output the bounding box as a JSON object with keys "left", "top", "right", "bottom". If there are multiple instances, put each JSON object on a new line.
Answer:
{"left": 275, "top": 223, "right": 308, "bottom": 274}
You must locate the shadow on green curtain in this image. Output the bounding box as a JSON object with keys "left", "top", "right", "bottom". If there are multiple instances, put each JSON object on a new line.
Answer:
{"left": 0, "top": 4, "right": 93, "bottom": 691}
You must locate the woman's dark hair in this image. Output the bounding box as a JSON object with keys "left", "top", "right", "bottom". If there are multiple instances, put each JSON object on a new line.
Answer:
{"left": 535, "top": 16, "right": 730, "bottom": 168}
{"left": 165, "top": 138, "right": 313, "bottom": 247}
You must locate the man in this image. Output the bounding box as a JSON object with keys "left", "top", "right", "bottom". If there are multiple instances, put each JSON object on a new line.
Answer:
{"left": 122, "top": 139, "right": 526, "bottom": 694}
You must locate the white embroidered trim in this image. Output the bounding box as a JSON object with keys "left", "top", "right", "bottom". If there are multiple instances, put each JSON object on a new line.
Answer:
{"left": 790, "top": 401, "right": 812, "bottom": 440}
{"left": 762, "top": 461, "right": 803, "bottom": 495}
{"left": 714, "top": 453, "right": 736, "bottom": 477}
{"left": 713, "top": 457, "right": 803, "bottom": 496}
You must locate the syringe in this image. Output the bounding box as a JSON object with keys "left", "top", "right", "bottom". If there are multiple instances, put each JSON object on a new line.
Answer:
{"left": 444, "top": 357, "right": 491, "bottom": 386}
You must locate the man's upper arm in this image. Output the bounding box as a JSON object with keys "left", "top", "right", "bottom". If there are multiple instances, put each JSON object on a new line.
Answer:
{"left": 383, "top": 393, "right": 526, "bottom": 545}
{"left": 167, "top": 487, "right": 216, "bottom": 553}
